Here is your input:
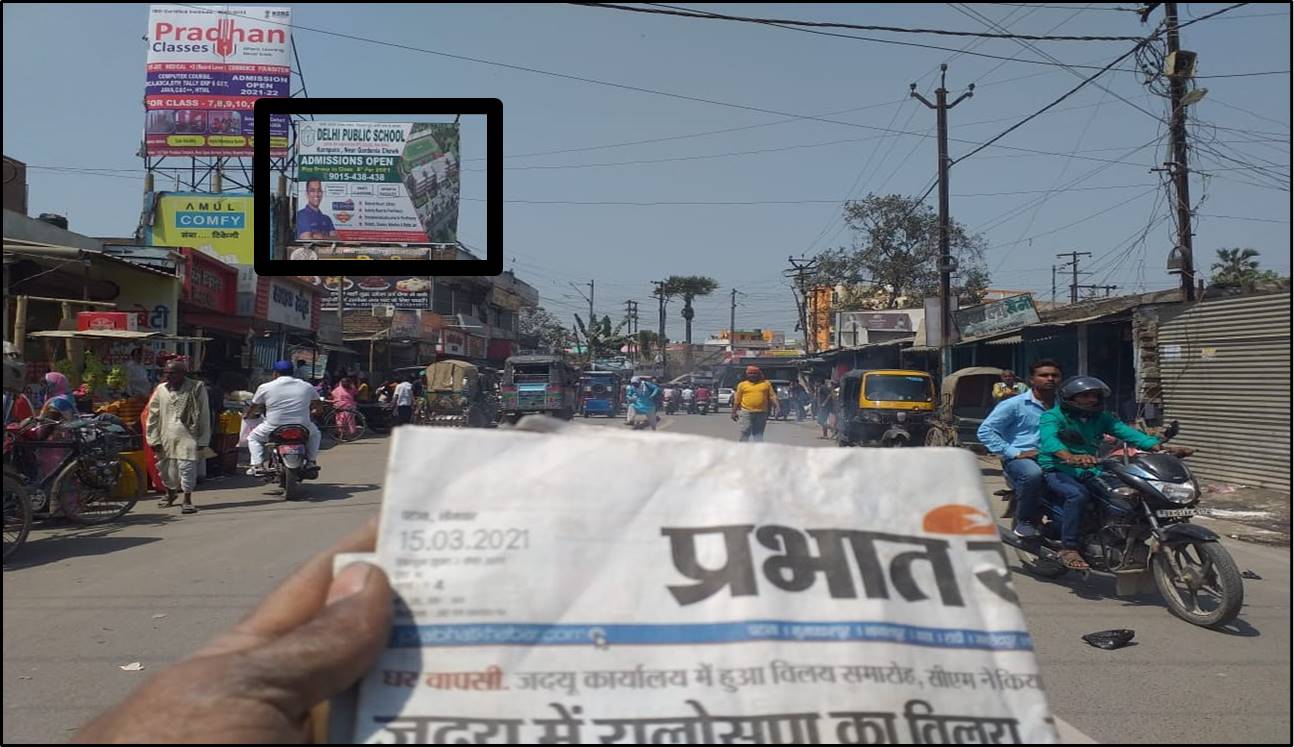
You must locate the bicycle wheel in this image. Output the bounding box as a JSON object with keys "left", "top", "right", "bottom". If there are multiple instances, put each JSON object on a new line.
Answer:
{"left": 327, "top": 408, "right": 367, "bottom": 443}
{"left": 56, "top": 458, "right": 142, "bottom": 526}
{"left": 3, "top": 471, "right": 33, "bottom": 563}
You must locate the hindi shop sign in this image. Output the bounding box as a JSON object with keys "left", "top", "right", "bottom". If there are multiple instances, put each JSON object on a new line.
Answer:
{"left": 180, "top": 248, "right": 236, "bottom": 314}
{"left": 264, "top": 278, "right": 314, "bottom": 330}
{"left": 144, "top": 5, "right": 292, "bottom": 157}
{"left": 954, "top": 295, "right": 1040, "bottom": 340}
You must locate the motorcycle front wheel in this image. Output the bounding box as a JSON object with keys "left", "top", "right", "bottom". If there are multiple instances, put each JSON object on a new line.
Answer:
{"left": 1152, "top": 540, "right": 1244, "bottom": 628}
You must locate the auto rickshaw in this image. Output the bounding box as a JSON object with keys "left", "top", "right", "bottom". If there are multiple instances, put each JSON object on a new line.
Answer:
{"left": 579, "top": 371, "right": 621, "bottom": 418}
{"left": 836, "top": 369, "right": 936, "bottom": 448}
{"left": 923, "top": 366, "right": 1005, "bottom": 451}
{"left": 421, "top": 360, "right": 492, "bottom": 427}
{"left": 500, "top": 355, "right": 580, "bottom": 423}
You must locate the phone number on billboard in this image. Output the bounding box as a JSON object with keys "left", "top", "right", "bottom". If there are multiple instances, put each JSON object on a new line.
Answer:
{"left": 324, "top": 173, "right": 388, "bottom": 182}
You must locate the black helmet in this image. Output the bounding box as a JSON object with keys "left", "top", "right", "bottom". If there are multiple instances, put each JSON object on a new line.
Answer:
{"left": 1059, "top": 376, "right": 1111, "bottom": 416}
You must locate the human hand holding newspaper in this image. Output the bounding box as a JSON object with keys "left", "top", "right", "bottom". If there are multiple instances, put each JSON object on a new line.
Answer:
{"left": 339, "top": 423, "right": 1058, "bottom": 744}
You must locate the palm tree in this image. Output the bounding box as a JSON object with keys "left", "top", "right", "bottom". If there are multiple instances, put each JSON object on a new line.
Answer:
{"left": 661, "top": 276, "right": 719, "bottom": 347}
{"left": 1210, "top": 247, "right": 1262, "bottom": 287}
{"left": 660, "top": 276, "right": 719, "bottom": 371}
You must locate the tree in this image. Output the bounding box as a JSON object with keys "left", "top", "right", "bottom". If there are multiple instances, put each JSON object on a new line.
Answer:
{"left": 575, "top": 314, "right": 629, "bottom": 361}
{"left": 1210, "top": 247, "right": 1281, "bottom": 289}
{"left": 518, "top": 306, "right": 571, "bottom": 353}
{"left": 660, "top": 275, "right": 719, "bottom": 346}
{"left": 811, "top": 193, "right": 990, "bottom": 309}
{"left": 635, "top": 330, "right": 659, "bottom": 362}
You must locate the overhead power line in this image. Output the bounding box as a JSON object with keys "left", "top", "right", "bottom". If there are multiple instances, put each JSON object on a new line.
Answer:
{"left": 576, "top": 3, "right": 1149, "bottom": 41}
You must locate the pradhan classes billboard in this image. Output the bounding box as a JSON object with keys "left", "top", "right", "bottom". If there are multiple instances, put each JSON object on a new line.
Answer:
{"left": 294, "top": 121, "right": 460, "bottom": 244}
{"left": 144, "top": 5, "right": 292, "bottom": 157}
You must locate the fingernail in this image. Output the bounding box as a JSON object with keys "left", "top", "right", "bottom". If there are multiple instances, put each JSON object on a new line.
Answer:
{"left": 327, "top": 562, "right": 373, "bottom": 605}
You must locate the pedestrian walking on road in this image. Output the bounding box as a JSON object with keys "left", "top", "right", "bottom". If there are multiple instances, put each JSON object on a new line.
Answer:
{"left": 815, "top": 381, "right": 837, "bottom": 439}
{"left": 146, "top": 359, "right": 211, "bottom": 514}
{"left": 731, "top": 365, "right": 779, "bottom": 442}
{"left": 394, "top": 375, "right": 416, "bottom": 425}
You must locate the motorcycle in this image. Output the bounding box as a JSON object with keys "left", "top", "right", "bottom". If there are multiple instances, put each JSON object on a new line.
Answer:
{"left": 628, "top": 410, "right": 655, "bottom": 431}
{"left": 685, "top": 399, "right": 697, "bottom": 415}
{"left": 696, "top": 399, "right": 711, "bottom": 415}
{"left": 999, "top": 421, "right": 1244, "bottom": 629}
{"left": 664, "top": 398, "right": 679, "bottom": 416}
{"left": 259, "top": 424, "right": 319, "bottom": 501}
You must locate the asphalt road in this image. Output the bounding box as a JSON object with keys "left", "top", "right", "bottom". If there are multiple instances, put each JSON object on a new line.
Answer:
{"left": 3, "top": 414, "right": 1289, "bottom": 743}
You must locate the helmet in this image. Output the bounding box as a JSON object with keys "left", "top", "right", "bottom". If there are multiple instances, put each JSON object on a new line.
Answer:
{"left": 1058, "top": 376, "right": 1111, "bottom": 416}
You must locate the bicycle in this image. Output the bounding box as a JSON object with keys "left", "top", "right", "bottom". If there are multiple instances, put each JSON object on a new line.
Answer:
{"left": 3, "top": 468, "right": 32, "bottom": 563}
{"left": 4, "top": 416, "right": 143, "bottom": 526}
{"left": 318, "top": 402, "right": 367, "bottom": 444}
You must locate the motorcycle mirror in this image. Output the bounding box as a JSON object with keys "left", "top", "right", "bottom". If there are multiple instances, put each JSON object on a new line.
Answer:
{"left": 1163, "top": 420, "right": 1180, "bottom": 441}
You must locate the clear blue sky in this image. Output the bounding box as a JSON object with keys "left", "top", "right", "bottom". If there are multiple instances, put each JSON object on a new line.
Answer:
{"left": 4, "top": 3, "right": 1289, "bottom": 340}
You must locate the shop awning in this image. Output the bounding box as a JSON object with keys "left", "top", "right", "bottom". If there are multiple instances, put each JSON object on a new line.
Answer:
{"left": 27, "top": 330, "right": 211, "bottom": 342}
{"left": 182, "top": 312, "right": 254, "bottom": 337}
{"left": 985, "top": 334, "right": 1023, "bottom": 346}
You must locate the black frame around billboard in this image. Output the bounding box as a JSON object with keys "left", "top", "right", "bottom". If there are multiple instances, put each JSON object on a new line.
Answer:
{"left": 254, "top": 97, "right": 502, "bottom": 277}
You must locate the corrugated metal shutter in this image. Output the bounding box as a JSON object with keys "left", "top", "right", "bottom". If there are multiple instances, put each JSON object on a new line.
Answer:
{"left": 1159, "top": 292, "right": 1291, "bottom": 489}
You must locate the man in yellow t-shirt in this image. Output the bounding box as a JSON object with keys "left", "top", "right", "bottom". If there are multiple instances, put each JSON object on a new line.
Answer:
{"left": 731, "top": 365, "right": 779, "bottom": 442}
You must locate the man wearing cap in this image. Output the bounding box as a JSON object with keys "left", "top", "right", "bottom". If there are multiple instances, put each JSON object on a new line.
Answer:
{"left": 146, "top": 358, "right": 210, "bottom": 514}
{"left": 246, "top": 360, "right": 324, "bottom": 477}
{"left": 731, "top": 365, "right": 779, "bottom": 442}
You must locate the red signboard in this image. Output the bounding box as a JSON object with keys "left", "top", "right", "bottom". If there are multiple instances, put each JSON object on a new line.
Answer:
{"left": 77, "top": 312, "right": 138, "bottom": 332}
{"left": 181, "top": 248, "right": 237, "bottom": 314}
{"left": 487, "top": 339, "right": 516, "bottom": 361}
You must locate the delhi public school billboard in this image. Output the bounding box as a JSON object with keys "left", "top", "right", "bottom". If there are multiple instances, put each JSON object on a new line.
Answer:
{"left": 294, "top": 121, "right": 461, "bottom": 243}
{"left": 149, "top": 192, "right": 255, "bottom": 266}
{"left": 144, "top": 5, "right": 292, "bottom": 157}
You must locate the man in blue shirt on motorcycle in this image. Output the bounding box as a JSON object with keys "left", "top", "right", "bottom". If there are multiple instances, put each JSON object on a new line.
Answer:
{"left": 977, "top": 359, "right": 1063, "bottom": 542}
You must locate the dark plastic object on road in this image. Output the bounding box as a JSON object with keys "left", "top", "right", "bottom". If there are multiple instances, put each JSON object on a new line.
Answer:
{"left": 1081, "top": 629, "right": 1135, "bottom": 650}
{"left": 1240, "top": 569, "right": 1262, "bottom": 580}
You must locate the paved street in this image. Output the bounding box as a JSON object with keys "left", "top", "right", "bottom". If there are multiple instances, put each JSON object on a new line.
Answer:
{"left": 4, "top": 418, "right": 1290, "bottom": 743}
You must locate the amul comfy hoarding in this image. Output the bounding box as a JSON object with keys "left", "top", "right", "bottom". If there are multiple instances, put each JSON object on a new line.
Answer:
{"left": 144, "top": 5, "right": 292, "bottom": 157}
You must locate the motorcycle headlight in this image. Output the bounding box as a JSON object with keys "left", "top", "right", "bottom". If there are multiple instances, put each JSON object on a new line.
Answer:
{"left": 1148, "top": 479, "right": 1196, "bottom": 504}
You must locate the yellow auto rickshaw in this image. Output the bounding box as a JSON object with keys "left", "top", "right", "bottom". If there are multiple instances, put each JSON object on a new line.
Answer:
{"left": 836, "top": 369, "right": 936, "bottom": 448}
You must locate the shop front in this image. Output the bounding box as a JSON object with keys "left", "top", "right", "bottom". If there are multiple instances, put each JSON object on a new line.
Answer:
{"left": 250, "top": 275, "right": 321, "bottom": 384}
{"left": 176, "top": 248, "right": 248, "bottom": 379}
{"left": 5, "top": 241, "right": 181, "bottom": 385}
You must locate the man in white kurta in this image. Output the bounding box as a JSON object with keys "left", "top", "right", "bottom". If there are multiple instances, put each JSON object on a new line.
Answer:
{"left": 146, "top": 359, "right": 211, "bottom": 515}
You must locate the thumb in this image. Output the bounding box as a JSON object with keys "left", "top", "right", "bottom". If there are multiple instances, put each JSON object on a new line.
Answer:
{"left": 240, "top": 562, "right": 393, "bottom": 716}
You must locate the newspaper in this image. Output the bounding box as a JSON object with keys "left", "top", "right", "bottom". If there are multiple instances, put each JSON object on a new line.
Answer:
{"left": 337, "top": 424, "right": 1057, "bottom": 744}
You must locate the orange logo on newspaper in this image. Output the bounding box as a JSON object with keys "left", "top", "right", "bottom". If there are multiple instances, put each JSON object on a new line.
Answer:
{"left": 922, "top": 504, "right": 997, "bottom": 535}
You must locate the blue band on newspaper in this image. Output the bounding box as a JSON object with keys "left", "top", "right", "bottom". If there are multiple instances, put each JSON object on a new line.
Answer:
{"left": 390, "top": 621, "right": 1033, "bottom": 651}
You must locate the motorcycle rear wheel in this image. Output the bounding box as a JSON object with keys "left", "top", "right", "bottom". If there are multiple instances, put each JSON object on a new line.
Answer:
{"left": 282, "top": 468, "right": 301, "bottom": 501}
{"left": 1152, "top": 540, "right": 1243, "bottom": 628}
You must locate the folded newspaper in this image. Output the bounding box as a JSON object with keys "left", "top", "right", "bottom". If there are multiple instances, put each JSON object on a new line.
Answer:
{"left": 332, "top": 423, "right": 1057, "bottom": 744}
